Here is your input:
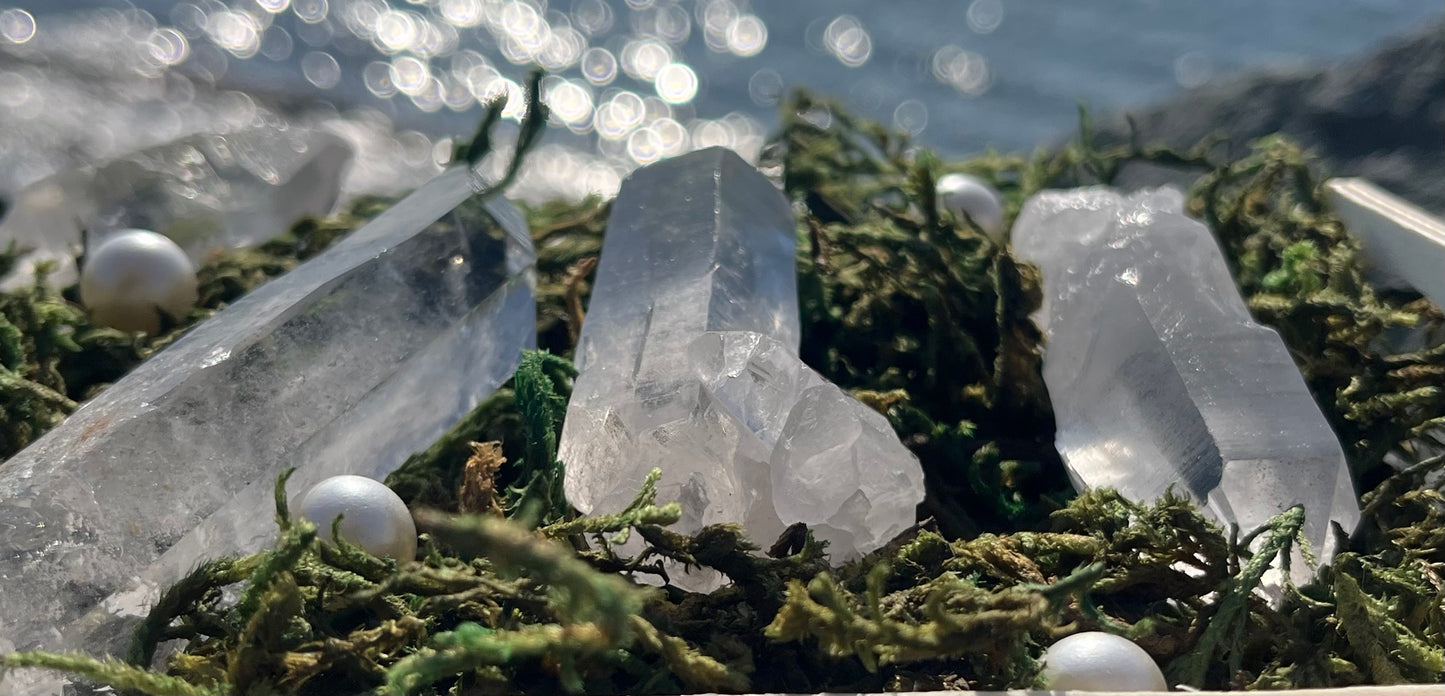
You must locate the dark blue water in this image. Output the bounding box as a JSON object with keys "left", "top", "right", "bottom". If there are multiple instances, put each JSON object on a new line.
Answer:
{"left": 23, "top": 0, "right": 1441, "bottom": 154}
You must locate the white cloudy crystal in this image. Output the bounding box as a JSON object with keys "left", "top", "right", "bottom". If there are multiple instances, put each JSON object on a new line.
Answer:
{"left": 0, "top": 125, "right": 353, "bottom": 289}
{"left": 559, "top": 147, "right": 923, "bottom": 567}
{"left": 1012, "top": 187, "right": 1360, "bottom": 575}
{"left": 0, "top": 165, "right": 535, "bottom": 685}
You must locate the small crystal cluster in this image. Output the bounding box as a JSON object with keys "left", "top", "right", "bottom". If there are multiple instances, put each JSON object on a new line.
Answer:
{"left": 559, "top": 147, "right": 924, "bottom": 563}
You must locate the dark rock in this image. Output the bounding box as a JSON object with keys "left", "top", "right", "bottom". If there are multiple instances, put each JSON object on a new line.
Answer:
{"left": 1093, "top": 21, "right": 1444, "bottom": 213}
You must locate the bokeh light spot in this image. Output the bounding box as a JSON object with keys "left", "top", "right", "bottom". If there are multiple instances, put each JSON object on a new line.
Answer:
{"left": 824, "top": 16, "right": 871, "bottom": 67}
{"left": 966, "top": 0, "right": 1005, "bottom": 35}
{"left": 302, "top": 50, "right": 341, "bottom": 89}
{"left": 655, "top": 62, "right": 698, "bottom": 104}
{"left": 581, "top": 47, "right": 618, "bottom": 85}
{"left": 726, "top": 15, "right": 767, "bottom": 57}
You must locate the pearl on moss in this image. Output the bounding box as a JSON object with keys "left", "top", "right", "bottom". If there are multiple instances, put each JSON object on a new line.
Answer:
{"left": 1041, "top": 631, "right": 1168, "bottom": 692}
{"left": 295, "top": 475, "right": 417, "bottom": 561}
{"left": 79, "top": 229, "right": 198, "bottom": 334}
{"left": 936, "top": 172, "right": 1005, "bottom": 240}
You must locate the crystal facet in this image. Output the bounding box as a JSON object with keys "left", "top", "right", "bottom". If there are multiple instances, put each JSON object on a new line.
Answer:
{"left": 559, "top": 147, "right": 923, "bottom": 567}
{"left": 1012, "top": 187, "right": 1360, "bottom": 573}
{"left": 0, "top": 126, "right": 353, "bottom": 289}
{"left": 0, "top": 166, "right": 536, "bottom": 672}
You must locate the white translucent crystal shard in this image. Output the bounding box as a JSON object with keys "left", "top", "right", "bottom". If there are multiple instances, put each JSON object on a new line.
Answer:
{"left": 1, "top": 125, "right": 353, "bottom": 289}
{"left": 1012, "top": 187, "right": 1360, "bottom": 574}
{"left": 1324, "top": 178, "right": 1445, "bottom": 308}
{"left": 559, "top": 147, "right": 923, "bottom": 568}
{"left": 0, "top": 165, "right": 536, "bottom": 677}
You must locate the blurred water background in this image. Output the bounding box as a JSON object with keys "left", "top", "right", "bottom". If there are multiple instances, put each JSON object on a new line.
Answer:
{"left": 2, "top": 0, "right": 1441, "bottom": 206}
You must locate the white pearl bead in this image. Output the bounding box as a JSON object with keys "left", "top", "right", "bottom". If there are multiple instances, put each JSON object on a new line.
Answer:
{"left": 1041, "top": 631, "right": 1168, "bottom": 692}
{"left": 936, "top": 172, "right": 1005, "bottom": 240}
{"left": 295, "top": 475, "right": 417, "bottom": 561}
{"left": 79, "top": 229, "right": 198, "bottom": 334}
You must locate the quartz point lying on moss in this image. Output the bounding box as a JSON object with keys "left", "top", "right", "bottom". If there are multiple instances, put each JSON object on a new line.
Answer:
{"left": 0, "top": 125, "right": 353, "bottom": 289}
{"left": 1012, "top": 187, "right": 1360, "bottom": 574}
{"left": 0, "top": 165, "right": 536, "bottom": 671}
{"left": 558, "top": 147, "right": 924, "bottom": 568}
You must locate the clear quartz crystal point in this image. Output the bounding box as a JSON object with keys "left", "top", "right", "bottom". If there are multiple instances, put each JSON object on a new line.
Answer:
{"left": 1012, "top": 187, "right": 1360, "bottom": 576}
{"left": 0, "top": 125, "right": 353, "bottom": 289}
{"left": 559, "top": 147, "right": 924, "bottom": 574}
{"left": 0, "top": 165, "right": 536, "bottom": 681}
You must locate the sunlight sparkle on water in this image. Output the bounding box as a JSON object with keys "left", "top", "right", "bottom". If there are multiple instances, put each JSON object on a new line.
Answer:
{"left": 374, "top": 10, "right": 420, "bottom": 53}
{"left": 538, "top": 26, "right": 585, "bottom": 70}
{"left": 967, "top": 0, "right": 1005, "bottom": 35}
{"left": 363, "top": 60, "right": 396, "bottom": 97}
{"left": 726, "top": 15, "right": 767, "bottom": 57}
{"left": 0, "top": 7, "right": 34, "bottom": 45}
{"left": 147, "top": 28, "right": 190, "bottom": 66}
{"left": 932, "top": 45, "right": 992, "bottom": 96}
{"left": 207, "top": 10, "right": 261, "bottom": 59}
{"left": 699, "top": 0, "right": 737, "bottom": 52}
{"left": 260, "top": 25, "right": 295, "bottom": 61}
{"left": 650, "top": 117, "right": 689, "bottom": 157}
{"left": 892, "top": 99, "right": 928, "bottom": 136}
{"left": 596, "top": 90, "right": 646, "bottom": 139}
{"left": 440, "top": 0, "right": 484, "bottom": 28}
{"left": 824, "top": 16, "right": 871, "bottom": 68}
{"left": 302, "top": 50, "right": 341, "bottom": 89}
{"left": 390, "top": 55, "right": 430, "bottom": 95}
{"left": 545, "top": 78, "right": 595, "bottom": 130}
{"left": 621, "top": 37, "right": 672, "bottom": 81}
{"left": 572, "top": 0, "right": 615, "bottom": 35}
{"left": 580, "top": 46, "right": 618, "bottom": 85}
{"left": 626, "top": 126, "right": 663, "bottom": 164}
{"left": 636, "top": 2, "right": 691, "bottom": 45}
{"left": 293, "top": 0, "right": 329, "bottom": 24}
{"left": 654, "top": 62, "right": 698, "bottom": 104}
{"left": 2, "top": 0, "right": 945, "bottom": 201}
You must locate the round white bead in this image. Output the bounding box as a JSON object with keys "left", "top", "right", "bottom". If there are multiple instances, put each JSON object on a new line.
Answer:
{"left": 295, "top": 475, "right": 417, "bottom": 561}
{"left": 79, "top": 229, "right": 198, "bottom": 334}
{"left": 1041, "top": 631, "right": 1168, "bottom": 692}
{"left": 936, "top": 172, "right": 1005, "bottom": 240}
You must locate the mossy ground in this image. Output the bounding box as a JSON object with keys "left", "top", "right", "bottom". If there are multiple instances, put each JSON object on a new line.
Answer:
{"left": 1, "top": 92, "right": 1443, "bottom": 694}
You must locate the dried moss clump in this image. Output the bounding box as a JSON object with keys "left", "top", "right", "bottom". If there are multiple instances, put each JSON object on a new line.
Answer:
{"left": 3, "top": 91, "right": 1444, "bottom": 694}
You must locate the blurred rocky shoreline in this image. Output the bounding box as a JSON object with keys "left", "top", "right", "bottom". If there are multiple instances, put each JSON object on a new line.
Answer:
{"left": 1093, "top": 20, "right": 1444, "bottom": 213}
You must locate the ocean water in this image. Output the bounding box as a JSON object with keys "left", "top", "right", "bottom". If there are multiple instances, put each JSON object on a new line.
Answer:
{"left": 2, "top": 0, "right": 1440, "bottom": 202}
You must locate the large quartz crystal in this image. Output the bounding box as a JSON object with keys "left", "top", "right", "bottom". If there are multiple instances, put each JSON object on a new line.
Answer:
{"left": 559, "top": 147, "right": 924, "bottom": 566}
{"left": 1011, "top": 187, "right": 1360, "bottom": 573}
{"left": 0, "top": 165, "right": 536, "bottom": 679}
{"left": 0, "top": 125, "right": 353, "bottom": 289}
